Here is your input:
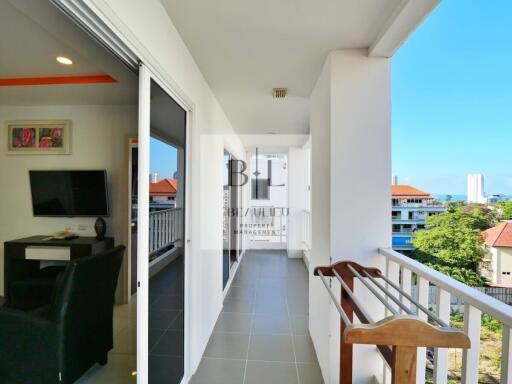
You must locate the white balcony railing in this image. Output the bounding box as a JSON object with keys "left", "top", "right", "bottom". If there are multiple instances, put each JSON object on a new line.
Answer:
{"left": 379, "top": 248, "right": 512, "bottom": 384}
{"left": 149, "top": 208, "right": 182, "bottom": 255}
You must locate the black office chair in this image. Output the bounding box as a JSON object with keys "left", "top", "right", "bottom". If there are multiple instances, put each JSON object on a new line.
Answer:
{"left": 0, "top": 245, "right": 125, "bottom": 384}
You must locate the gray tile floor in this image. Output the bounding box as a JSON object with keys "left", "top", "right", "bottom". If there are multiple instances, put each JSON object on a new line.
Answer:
{"left": 190, "top": 250, "right": 324, "bottom": 384}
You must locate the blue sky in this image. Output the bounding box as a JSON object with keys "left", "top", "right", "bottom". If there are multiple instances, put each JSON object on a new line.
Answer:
{"left": 392, "top": 0, "right": 512, "bottom": 195}
{"left": 150, "top": 137, "right": 177, "bottom": 179}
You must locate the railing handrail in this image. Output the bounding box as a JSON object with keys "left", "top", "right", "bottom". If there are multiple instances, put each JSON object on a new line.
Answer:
{"left": 149, "top": 207, "right": 181, "bottom": 216}
{"left": 379, "top": 247, "right": 512, "bottom": 326}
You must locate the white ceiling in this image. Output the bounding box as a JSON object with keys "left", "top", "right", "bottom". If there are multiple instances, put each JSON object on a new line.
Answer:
{"left": 160, "top": 0, "right": 402, "bottom": 134}
{"left": 0, "top": 0, "right": 137, "bottom": 106}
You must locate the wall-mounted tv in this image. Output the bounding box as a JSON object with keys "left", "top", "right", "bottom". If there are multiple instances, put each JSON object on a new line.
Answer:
{"left": 29, "top": 170, "right": 110, "bottom": 217}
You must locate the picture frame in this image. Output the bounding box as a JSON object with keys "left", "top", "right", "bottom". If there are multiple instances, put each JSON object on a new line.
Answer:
{"left": 6, "top": 120, "right": 71, "bottom": 155}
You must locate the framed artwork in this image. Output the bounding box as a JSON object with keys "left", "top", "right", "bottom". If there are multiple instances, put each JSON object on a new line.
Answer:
{"left": 6, "top": 120, "right": 71, "bottom": 155}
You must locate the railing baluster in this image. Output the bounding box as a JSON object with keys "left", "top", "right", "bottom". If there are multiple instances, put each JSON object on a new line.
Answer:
{"left": 166, "top": 211, "right": 169, "bottom": 245}
{"left": 502, "top": 325, "right": 512, "bottom": 384}
{"left": 461, "top": 304, "right": 481, "bottom": 384}
{"left": 416, "top": 276, "right": 429, "bottom": 384}
{"left": 384, "top": 258, "right": 400, "bottom": 384}
{"left": 386, "top": 259, "right": 400, "bottom": 313}
{"left": 434, "top": 288, "right": 450, "bottom": 384}
{"left": 400, "top": 267, "right": 412, "bottom": 313}
{"left": 157, "top": 212, "right": 161, "bottom": 249}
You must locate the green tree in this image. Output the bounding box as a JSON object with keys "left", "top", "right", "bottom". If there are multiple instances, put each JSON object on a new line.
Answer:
{"left": 411, "top": 206, "right": 493, "bottom": 286}
{"left": 496, "top": 200, "right": 512, "bottom": 220}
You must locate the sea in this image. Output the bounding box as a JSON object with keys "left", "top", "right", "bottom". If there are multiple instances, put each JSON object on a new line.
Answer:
{"left": 434, "top": 194, "right": 467, "bottom": 202}
{"left": 434, "top": 194, "right": 512, "bottom": 202}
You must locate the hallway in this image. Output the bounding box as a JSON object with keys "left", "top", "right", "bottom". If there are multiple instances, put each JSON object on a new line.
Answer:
{"left": 190, "top": 250, "right": 323, "bottom": 384}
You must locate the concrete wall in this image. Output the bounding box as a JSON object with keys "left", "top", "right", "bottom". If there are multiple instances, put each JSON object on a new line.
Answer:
{"left": 309, "top": 49, "right": 391, "bottom": 384}
{"left": 87, "top": 0, "right": 245, "bottom": 375}
{"left": 309, "top": 55, "right": 332, "bottom": 383}
{"left": 0, "top": 104, "right": 137, "bottom": 298}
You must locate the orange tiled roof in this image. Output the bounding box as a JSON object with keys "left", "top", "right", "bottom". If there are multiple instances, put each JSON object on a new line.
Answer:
{"left": 392, "top": 185, "right": 433, "bottom": 199}
{"left": 150, "top": 178, "right": 177, "bottom": 195}
{"left": 483, "top": 222, "right": 512, "bottom": 248}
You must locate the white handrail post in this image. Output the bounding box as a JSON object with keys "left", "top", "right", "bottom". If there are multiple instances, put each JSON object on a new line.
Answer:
{"left": 502, "top": 325, "right": 512, "bottom": 384}
{"left": 416, "top": 276, "right": 429, "bottom": 384}
{"left": 461, "top": 304, "right": 481, "bottom": 384}
{"left": 434, "top": 288, "right": 450, "bottom": 384}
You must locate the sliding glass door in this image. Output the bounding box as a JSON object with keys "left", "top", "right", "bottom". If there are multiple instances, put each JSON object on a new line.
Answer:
{"left": 138, "top": 65, "right": 188, "bottom": 384}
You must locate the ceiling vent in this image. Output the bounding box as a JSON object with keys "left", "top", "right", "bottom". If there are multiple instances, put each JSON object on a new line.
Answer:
{"left": 272, "top": 88, "right": 287, "bottom": 99}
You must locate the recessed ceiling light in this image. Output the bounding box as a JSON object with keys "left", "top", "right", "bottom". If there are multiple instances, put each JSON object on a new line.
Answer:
{"left": 56, "top": 56, "right": 73, "bottom": 65}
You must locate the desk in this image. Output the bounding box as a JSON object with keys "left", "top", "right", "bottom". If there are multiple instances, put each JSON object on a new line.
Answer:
{"left": 4, "top": 236, "right": 114, "bottom": 303}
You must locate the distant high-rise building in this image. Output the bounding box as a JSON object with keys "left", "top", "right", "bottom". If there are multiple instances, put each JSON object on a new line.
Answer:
{"left": 149, "top": 172, "right": 159, "bottom": 184}
{"left": 467, "top": 174, "right": 486, "bottom": 204}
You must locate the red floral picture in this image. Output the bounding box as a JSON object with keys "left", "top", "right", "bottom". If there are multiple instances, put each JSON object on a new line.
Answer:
{"left": 7, "top": 120, "right": 71, "bottom": 154}
{"left": 38, "top": 128, "right": 64, "bottom": 149}
{"left": 11, "top": 128, "right": 36, "bottom": 148}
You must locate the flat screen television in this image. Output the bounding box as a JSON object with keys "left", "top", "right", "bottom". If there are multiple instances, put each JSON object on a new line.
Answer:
{"left": 29, "top": 170, "right": 109, "bottom": 217}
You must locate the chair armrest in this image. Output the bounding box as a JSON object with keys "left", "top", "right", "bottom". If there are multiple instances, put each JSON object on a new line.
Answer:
{"left": 0, "top": 306, "right": 52, "bottom": 330}
{"left": 0, "top": 307, "right": 58, "bottom": 375}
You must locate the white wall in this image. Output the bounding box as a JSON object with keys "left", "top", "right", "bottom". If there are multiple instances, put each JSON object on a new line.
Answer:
{"left": 87, "top": 0, "right": 246, "bottom": 375}
{"left": 309, "top": 49, "right": 391, "bottom": 384}
{"left": 0, "top": 104, "right": 137, "bottom": 298}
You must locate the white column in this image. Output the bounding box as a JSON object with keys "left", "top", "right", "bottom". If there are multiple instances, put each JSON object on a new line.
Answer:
{"left": 287, "top": 147, "right": 307, "bottom": 258}
{"left": 309, "top": 49, "right": 391, "bottom": 384}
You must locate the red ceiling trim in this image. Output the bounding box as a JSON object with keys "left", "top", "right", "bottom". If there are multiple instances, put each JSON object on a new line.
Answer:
{"left": 0, "top": 75, "right": 117, "bottom": 86}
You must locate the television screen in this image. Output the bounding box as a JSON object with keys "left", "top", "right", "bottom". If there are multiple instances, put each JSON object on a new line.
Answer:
{"left": 29, "top": 170, "right": 109, "bottom": 217}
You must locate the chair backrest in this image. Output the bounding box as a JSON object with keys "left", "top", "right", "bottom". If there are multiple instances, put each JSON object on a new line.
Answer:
{"left": 49, "top": 245, "right": 125, "bottom": 336}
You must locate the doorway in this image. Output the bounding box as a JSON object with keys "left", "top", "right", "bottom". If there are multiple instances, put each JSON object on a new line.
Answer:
{"left": 223, "top": 150, "right": 244, "bottom": 289}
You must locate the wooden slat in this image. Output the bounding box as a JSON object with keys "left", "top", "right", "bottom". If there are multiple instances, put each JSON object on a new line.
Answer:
{"left": 434, "top": 288, "right": 450, "bottom": 384}
{"left": 461, "top": 304, "right": 481, "bottom": 384}
{"left": 340, "top": 276, "right": 354, "bottom": 384}
{"left": 344, "top": 315, "right": 470, "bottom": 348}
{"left": 392, "top": 346, "right": 417, "bottom": 384}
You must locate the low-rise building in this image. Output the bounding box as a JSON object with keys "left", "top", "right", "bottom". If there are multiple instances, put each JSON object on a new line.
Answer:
{"left": 150, "top": 178, "right": 177, "bottom": 207}
{"left": 391, "top": 185, "right": 446, "bottom": 251}
{"left": 483, "top": 221, "right": 512, "bottom": 287}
